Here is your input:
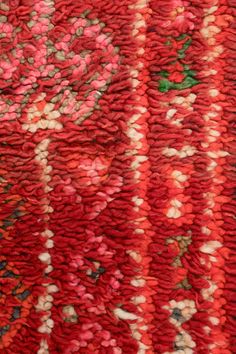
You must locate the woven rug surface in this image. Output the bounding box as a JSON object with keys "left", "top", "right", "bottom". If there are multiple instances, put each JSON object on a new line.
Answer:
{"left": 0, "top": 0, "right": 235, "bottom": 353}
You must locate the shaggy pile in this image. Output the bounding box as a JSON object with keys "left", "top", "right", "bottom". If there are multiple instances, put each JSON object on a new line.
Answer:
{"left": 0, "top": 0, "right": 235, "bottom": 353}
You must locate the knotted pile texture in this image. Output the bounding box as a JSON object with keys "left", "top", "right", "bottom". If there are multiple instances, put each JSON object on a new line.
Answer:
{"left": 0, "top": 0, "right": 235, "bottom": 353}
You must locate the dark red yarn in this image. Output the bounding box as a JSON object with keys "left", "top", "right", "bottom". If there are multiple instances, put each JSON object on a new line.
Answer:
{"left": 0, "top": 0, "right": 236, "bottom": 353}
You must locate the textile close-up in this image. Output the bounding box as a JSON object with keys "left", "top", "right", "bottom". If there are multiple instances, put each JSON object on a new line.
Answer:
{"left": 0, "top": 0, "right": 235, "bottom": 353}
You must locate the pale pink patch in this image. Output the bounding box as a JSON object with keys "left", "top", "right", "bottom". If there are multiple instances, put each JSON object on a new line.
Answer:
{"left": 68, "top": 273, "right": 80, "bottom": 287}
{"left": 63, "top": 185, "right": 76, "bottom": 195}
{"left": 31, "top": 22, "right": 49, "bottom": 35}
{"left": 84, "top": 25, "right": 101, "bottom": 37}
{"left": 70, "top": 18, "right": 87, "bottom": 34}
{"left": 161, "top": 0, "right": 195, "bottom": 30}
{"left": 80, "top": 331, "right": 93, "bottom": 341}
{"left": 0, "top": 23, "right": 13, "bottom": 38}
{"left": 173, "top": 13, "right": 195, "bottom": 30}
{"left": 55, "top": 42, "right": 69, "bottom": 51}
{"left": 0, "top": 61, "right": 16, "bottom": 80}
{"left": 110, "top": 278, "right": 120, "bottom": 290}
{"left": 96, "top": 34, "right": 109, "bottom": 45}
{"left": 102, "top": 331, "right": 111, "bottom": 341}
{"left": 92, "top": 80, "right": 107, "bottom": 90}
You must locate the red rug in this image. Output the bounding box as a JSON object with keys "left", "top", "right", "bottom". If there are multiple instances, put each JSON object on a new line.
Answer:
{"left": 0, "top": 0, "right": 235, "bottom": 353}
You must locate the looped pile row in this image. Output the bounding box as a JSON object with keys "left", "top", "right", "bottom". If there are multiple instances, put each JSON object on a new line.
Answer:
{"left": 0, "top": 0, "right": 235, "bottom": 353}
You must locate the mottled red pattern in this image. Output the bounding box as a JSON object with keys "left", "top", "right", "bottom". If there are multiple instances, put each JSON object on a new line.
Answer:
{"left": 0, "top": 0, "right": 235, "bottom": 353}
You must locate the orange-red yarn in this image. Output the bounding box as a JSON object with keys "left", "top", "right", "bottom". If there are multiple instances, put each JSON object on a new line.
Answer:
{"left": 0, "top": 0, "right": 235, "bottom": 353}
